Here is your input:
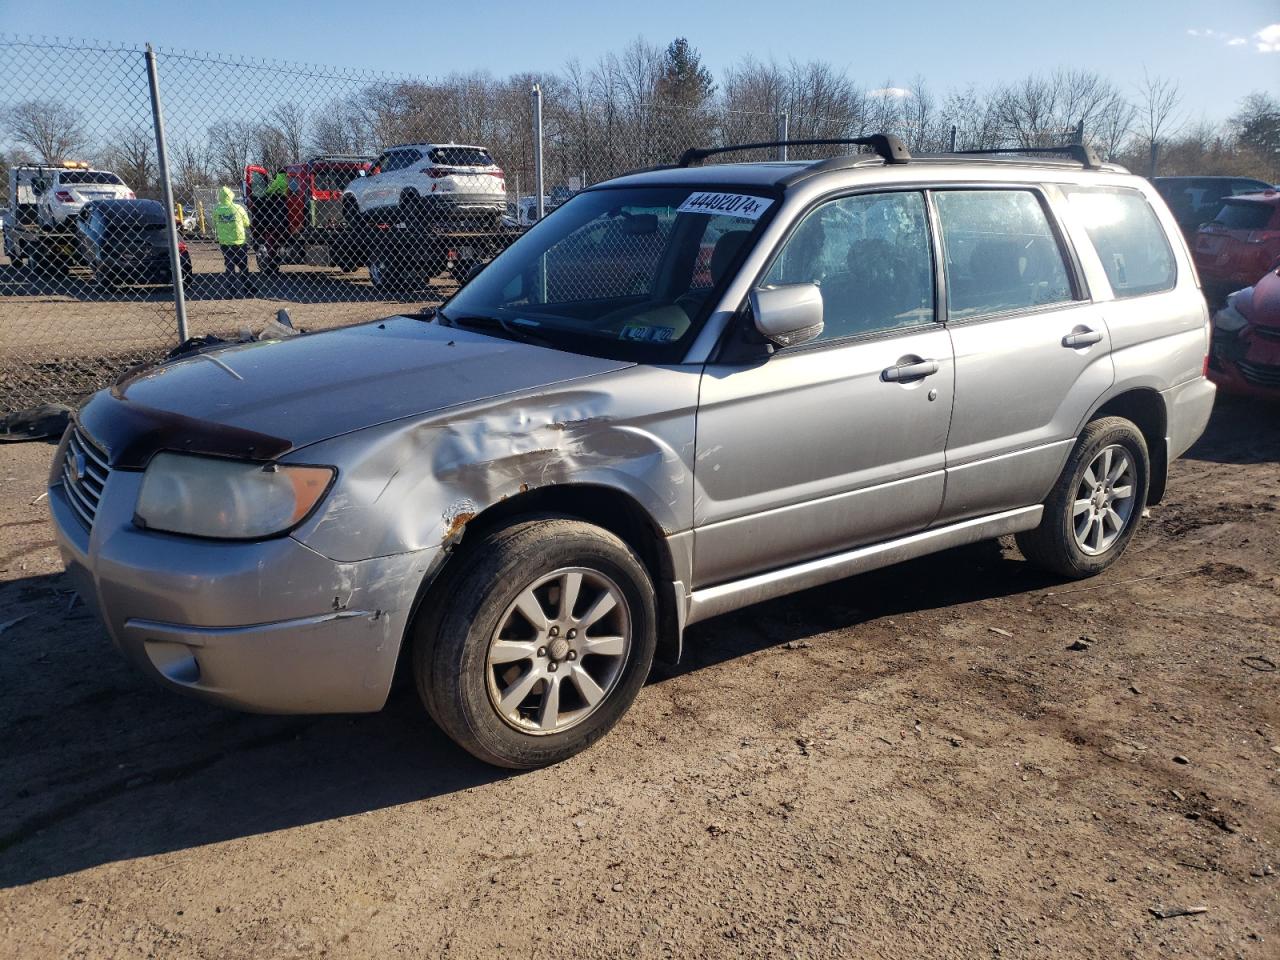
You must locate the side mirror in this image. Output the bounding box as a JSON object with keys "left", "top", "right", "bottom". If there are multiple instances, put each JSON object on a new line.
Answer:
{"left": 749, "top": 283, "right": 824, "bottom": 348}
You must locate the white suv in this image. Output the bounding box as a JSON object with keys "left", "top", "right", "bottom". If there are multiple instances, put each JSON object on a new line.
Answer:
{"left": 37, "top": 167, "right": 134, "bottom": 227}
{"left": 342, "top": 143, "right": 505, "bottom": 223}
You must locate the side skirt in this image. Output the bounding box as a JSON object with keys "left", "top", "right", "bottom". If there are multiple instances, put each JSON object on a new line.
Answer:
{"left": 683, "top": 505, "right": 1043, "bottom": 627}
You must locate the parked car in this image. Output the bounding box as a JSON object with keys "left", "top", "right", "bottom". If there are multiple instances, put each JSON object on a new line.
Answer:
{"left": 73, "top": 199, "right": 192, "bottom": 288}
{"left": 36, "top": 165, "right": 134, "bottom": 227}
{"left": 1192, "top": 190, "right": 1280, "bottom": 304}
{"left": 342, "top": 143, "right": 505, "bottom": 223}
{"left": 50, "top": 137, "right": 1214, "bottom": 769}
{"left": 504, "top": 195, "right": 552, "bottom": 229}
{"left": 1152, "top": 176, "right": 1273, "bottom": 241}
{"left": 1208, "top": 264, "right": 1280, "bottom": 398}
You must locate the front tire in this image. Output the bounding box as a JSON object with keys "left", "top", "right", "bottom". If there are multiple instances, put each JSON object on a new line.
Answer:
{"left": 413, "top": 518, "right": 657, "bottom": 769}
{"left": 1016, "top": 416, "right": 1149, "bottom": 579}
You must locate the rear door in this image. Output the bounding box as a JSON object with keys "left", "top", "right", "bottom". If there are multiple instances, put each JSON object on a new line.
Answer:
{"left": 934, "top": 186, "right": 1113, "bottom": 524}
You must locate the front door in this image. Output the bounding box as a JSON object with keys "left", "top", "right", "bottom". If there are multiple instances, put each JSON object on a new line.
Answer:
{"left": 931, "top": 187, "right": 1114, "bottom": 523}
{"left": 693, "top": 190, "right": 954, "bottom": 587}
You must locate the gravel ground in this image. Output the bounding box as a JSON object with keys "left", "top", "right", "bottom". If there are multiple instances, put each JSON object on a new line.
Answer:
{"left": 0, "top": 242, "right": 453, "bottom": 412}
{"left": 0, "top": 397, "right": 1277, "bottom": 959}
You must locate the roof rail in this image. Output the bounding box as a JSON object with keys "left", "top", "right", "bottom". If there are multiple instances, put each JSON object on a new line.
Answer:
{"left": 947, "top": 144, "right": 1102, "bottom": 170}
{"left": 678, "top": 134, "right": 911, "bottom": 168}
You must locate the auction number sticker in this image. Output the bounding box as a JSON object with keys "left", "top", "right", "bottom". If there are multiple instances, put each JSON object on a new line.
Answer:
{"left": 677, "top": 192, "right": 773, "bottom": 220}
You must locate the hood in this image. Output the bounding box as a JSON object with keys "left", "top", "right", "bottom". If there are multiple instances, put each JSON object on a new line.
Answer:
{"left": 79, "top": 317, "right": 633, "bottom": 468}
{"left": 217, "top": 185, "right": 235, "bottom": 205}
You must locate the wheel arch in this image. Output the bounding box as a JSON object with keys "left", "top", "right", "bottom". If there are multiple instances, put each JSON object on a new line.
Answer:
{"left": 1086, "top": 388, "right": 1169, "bottom": 504}
{"left": 408, "top": 483, "right": 684, "bottom": 667}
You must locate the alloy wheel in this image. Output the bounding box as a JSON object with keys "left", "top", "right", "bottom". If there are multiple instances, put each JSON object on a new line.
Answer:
{"left": 485, "top": 567, "right": 632, "bottom": 735}
{"left": 1073, "top": 444, "right": 1136, "bottom": 556}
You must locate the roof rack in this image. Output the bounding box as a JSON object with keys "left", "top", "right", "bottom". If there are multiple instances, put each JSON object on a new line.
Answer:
{"left": 678, "top": 134, "right": 910, "bottom": 168}
{"left": 947, "top": 144, "right": 1102, "bottom": 170}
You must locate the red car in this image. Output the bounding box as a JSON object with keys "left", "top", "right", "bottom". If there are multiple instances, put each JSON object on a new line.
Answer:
{"left": 1192, "top": 190, "right": 1280, "bottom": 305}
{"left": 1208, "top": 264, "right": 1280, "bottom": 398}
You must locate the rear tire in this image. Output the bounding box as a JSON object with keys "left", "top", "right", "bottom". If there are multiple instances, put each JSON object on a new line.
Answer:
{"left": 1016, "top": 416, "right": 1149, "bottom": 579}
{"left": 413, "top": 518, "right": 657, "bottom": 769}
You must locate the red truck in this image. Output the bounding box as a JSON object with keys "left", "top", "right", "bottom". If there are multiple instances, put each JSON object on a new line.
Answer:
{"left": 244, "top": 155, "right": 372, "bottom": 272}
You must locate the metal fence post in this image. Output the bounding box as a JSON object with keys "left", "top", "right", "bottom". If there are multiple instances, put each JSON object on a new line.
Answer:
{"left": 531, "top": 83, "right": 545, "bottom": 222}
{"left": 144, "top": 43, "right": 188, "bottom": 344}
{"left": 776, "top": 112, "right": 789, "bottom": 160}
{"left": 949, "top": 124, "right": 958, "bottom": 152}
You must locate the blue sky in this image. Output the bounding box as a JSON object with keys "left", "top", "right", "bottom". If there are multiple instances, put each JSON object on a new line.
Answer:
{"left": 4, "top": 0, "right": 1277, "bottom": 123}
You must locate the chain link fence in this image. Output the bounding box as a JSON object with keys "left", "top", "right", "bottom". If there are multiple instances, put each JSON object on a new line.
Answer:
{"left": 1, "top": 34, "right": 886, "bottom": 418}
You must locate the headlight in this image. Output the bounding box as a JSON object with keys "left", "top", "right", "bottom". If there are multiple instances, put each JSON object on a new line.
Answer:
{"left": 135, "top": 453, "right": 335, "bottom": 539}
{"left": 1213, "top": 296, "right": 1248, "bottom": 334}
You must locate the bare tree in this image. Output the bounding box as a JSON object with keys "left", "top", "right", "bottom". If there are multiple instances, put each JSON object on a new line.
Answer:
{"left": 101, "top": 125, "right": 155, "bottom": 194}
{"left": 4, "top": 99, "right": 87, "bottom": 164}
{"left": 1136, "top": 71, "right": 1182, "bottom": 175}
{"left": 207, "top": 119, "right": 256, "bottom": 184}
{"left": 269, "top": 102, "right": 308, "bottom": 162}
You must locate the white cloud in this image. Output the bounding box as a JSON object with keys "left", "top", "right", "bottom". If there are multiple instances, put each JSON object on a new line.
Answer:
{"left": 868, "top": 87, "right": 912, "bottom": 99}
{"left": 1187, "top": 23, "right": 1279, "bottom": 51}
{"left": 1256, "top": 23, "right": 1280, "bottom": 52}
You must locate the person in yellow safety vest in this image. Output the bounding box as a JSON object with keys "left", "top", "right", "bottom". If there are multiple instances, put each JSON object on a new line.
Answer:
{"left": 213, "top": 185, "right": 254, "bottom": 296}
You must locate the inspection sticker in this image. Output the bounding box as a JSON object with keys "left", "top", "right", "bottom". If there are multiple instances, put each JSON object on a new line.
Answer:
{"left": 677, "top": 192, "right": 773, "bottom": 220}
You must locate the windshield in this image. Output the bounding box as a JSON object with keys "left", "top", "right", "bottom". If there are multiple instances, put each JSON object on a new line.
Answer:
{"left": 443, "top": 185, "right": 775, "bottom": 360}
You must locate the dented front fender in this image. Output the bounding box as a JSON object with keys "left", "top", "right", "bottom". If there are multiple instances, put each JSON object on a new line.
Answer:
{"left": 286, "top": 365, "right": 701, "bottom": 563}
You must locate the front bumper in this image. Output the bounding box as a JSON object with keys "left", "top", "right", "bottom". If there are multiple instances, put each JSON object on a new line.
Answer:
{"left": 1209, "top": 327, "right": 1280, "bottom": 399}
{"left": 49, "top": 458, "right": 440, "bottom": 714}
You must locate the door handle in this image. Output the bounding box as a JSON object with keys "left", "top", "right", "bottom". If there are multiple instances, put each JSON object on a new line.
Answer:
{"left": 881, "top": 358, "right": 939, "bottom": 382}
{"left": 1062, "top": 327, "right": 1104, "bottom": 349}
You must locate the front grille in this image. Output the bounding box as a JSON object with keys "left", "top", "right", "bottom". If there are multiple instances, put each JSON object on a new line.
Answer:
{"left": 1238, "top": 360, "right": 1280, "bottom": 388}
{"left": 60, "top": 425, "right": 110, "bottom": 529}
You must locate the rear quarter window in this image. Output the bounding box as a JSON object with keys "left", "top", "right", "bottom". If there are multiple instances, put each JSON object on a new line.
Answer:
{"left": 1065, "top": 187, "right": 1176, "bottom": 299}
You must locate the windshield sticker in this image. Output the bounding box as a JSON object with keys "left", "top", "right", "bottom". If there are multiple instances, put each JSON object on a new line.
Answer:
{"left": 677, "top": 192, "right": 773, "bottom": 220}
{"left": 619, "top": 324, "right": 676, "bottom": 343}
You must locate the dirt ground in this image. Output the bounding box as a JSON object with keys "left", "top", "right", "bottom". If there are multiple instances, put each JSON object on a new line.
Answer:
{"left": 0, "top": 397, "right": 1277, "bottom": 959}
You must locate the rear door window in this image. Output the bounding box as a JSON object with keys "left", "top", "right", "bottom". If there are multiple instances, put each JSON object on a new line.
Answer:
{"left": 1214, "top": 200, "right": 1275, "bottom": 231}
{"left": 1065, "top": 187, "right": 1176, "bottom": 299}
{"left": 933, "top": 189, "right": 1075, "bottom": 320}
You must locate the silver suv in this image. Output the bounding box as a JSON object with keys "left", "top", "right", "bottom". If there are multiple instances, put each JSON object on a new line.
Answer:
{"left": 49, "top": 135, "right": 1215, "bottom": 768}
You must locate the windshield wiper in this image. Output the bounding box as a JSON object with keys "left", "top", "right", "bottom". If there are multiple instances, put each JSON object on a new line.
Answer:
{"left": 437, "top": 310, "right": 557, "bottom": 348}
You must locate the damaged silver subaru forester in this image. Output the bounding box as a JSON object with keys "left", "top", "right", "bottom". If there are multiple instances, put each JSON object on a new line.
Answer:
{"left": 50, "top": 135, "right": 1215, "bottom": 768}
